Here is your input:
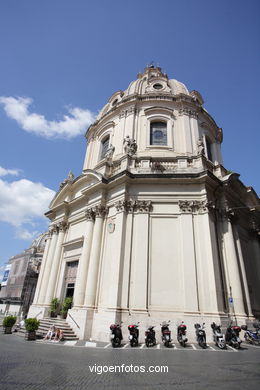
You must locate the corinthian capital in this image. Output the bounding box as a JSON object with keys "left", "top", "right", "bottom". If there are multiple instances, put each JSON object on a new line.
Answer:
{"left": 58, "top": 220, "right": 68, "bottom": 232}
{"left": 114, "top": 200, "right": 132, "bottom": 213}
{"left": 93, "top": 205, "right": 108, "bottom": 218}
{"left": 179, "top": 200, "right": 209, "bottom": 214}
{"left": 49, "top": 224, "right": 58, "bottom": 235}
{"left": 85, "top": 209, "right": 95, "bottom": 221}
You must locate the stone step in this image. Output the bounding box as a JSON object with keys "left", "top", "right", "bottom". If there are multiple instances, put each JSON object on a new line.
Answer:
{"left": 39, "top": 321, "right": 73, "bottom": 330}
{"left": 37, "top": 317, "right": 79, "bottom": 341}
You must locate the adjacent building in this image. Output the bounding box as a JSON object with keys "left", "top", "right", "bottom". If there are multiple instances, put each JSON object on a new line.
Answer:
{"left": 28, "top": 65, "right": 260, "bottom": 341}
{"left": 0, "top": 233, "right": 48, "bottom": 316}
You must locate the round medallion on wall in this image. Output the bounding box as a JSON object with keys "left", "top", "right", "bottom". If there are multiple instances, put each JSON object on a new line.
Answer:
{"left": 107, "top": 218, "right": 115, "bottom": 233}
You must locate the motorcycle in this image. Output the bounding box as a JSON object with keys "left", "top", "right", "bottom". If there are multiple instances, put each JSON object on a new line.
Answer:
{"left": 225, "top": 323, "right": 242, "bottom": 349}
{"left": 194, "top": 323, "right": 207, "bottom": 349}
{"left": 241, "top": 324, "right": 260, "bottom": 346}
{"left": 160, "top": 321, "right": 172, "bottom": 348}
{"left": 177, "top": 321, "right": 188, "bottom": 347}
{"left": 145, "top": 326, "right": 156, "bottom": 347}
{"left": 211, "top": 322, "right": 226, "bottom": 349}
{"left": 110, "top": 323, "right": 123, "bottom": 348}
{"left": 128, "top": 323, "right": 139, "bottom": 347}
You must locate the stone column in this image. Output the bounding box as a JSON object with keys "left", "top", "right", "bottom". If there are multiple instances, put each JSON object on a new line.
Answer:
{"left": 44, "top": 221, "right": 67, "bottom": 305}
{"left": 129, "top": 200, "right": 151, "bottom": 311}
{"left": 73, "top": 209, "right": 95, "bottom": 307}
{"left": 33, "top": 233, "right": 51, "bottom": 304}
{"left": 84, "top": 205, "right": 106, "bottom": 307}
{"left": 221, "top": 211, "right": 246, "bottom": 316}
{"left": 233, "top": 224, "right": 253, "bottom": 317}
{"left": 38, "top": 225, "right": 59, "bottom": 304}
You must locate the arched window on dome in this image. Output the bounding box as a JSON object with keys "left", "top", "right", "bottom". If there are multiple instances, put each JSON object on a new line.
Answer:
{"left": 100, "top": 136, "right": 110, "bottom": 160}
{"left": 150, "top": 121, "right": 167, "bottom": 145}
{"left": 205, "top": 137, "right": 213, "bottom": 162}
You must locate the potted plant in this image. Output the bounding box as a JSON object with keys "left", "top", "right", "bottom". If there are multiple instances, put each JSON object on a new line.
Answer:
{"left": 24, "top": 318, "right": 40, "bottom": 340}
{"left": 61, "top": 297, "right": 73, "bottom": 319}
{"left": 3, "top": 315, "right": 17, "bottom": 334}
{"left": 49, "top": 297, "right": 60, "bottom": 318}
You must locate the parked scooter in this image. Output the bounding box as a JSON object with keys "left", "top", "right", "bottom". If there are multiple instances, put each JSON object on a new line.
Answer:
{"left": 160, "top": 321, "right": 172, "bottom": 348}
{"left": 194, "top": 323, "right": 207, "bottom": 349}
{"left": 177, "top": 321, "right": 188, "bottom": 347}
{"left": 225, "top": 322, "right": 242, "bottom": 349}
{"left": 241, "top": 323, "right": 260, "bottom": 346}
{"left": 145, "top": 326, "right": 156, "bottom": 347}
{"left": 110, "top": 323, "right": 123, "bottom": 348}
{"left": 211, "top": 322, "right": 226, "bottom": 349}
{"left": 128, "top": 323, "right": 139, "bottom": 347}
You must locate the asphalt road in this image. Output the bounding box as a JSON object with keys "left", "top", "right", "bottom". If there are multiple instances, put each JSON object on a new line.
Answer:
{"left": 0, "top": 333, "right": 260, "bottom": 390}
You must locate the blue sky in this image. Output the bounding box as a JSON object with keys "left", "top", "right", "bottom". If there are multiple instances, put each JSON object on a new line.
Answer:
{"left": 0, "top": 0, "right": 259, "bottom": 278}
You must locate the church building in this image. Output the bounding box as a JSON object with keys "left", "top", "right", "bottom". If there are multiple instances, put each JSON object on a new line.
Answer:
{"left": 28, "top": 65, "right": 260, "bottom": 341}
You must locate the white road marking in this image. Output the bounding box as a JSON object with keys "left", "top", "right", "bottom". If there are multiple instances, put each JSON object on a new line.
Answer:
{"left": 104, "top": 343, "right": 110, "bottom": 349}
{"left": 157, "top": 344, "right": 160, "bottom": 349}
{"left": 227, "top": 345, "right": 238, "bottom": 352}
{"left": 122, "top": 343, "right": 129, "bottom": 349}
{"left": 207, "top": 345, "right": 217, "bottom": 351}
{"left": 191, "top": 344, "right": 197, "bottom": 350}
{"left": 85, "top": 342, "right": 96, "bottom": 348}
{"left": 64, "top": 341, "right": 77, "bottom": 346}
{"left": 140, "top": 343, "right": 145, "bottom": 349}
{"left": 172, "top": 343, "right": 177, "bottom": 349}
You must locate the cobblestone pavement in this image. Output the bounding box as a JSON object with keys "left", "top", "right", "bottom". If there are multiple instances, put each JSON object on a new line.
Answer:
{"left": 0, "top": 333, "right": 260, "bottom": 390}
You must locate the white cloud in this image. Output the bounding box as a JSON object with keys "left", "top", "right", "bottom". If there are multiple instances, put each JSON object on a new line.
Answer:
{"left": 0, "top": 178, "right": 55, "bottom": 227}
{"left": 15, "top": 228, "right": 39, "bottom": 241}
{"left": 0, "top": 166, "right": 20, "bottom": 177}
{"left": 0, "top": 96, "right": 96, "bottom": 139}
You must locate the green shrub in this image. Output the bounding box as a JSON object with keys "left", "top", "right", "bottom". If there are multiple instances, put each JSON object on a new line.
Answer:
{"left": 61, "top": 297, "right": 73, "bottom": 314}
{"left": 3, "top": 315, "right": 17, "bottom": 328}
{"left": 25, "top": 318, "right": 40, "bottom": 332}
{"left": 50, "top": 297, "right": 60, "bottom": 314}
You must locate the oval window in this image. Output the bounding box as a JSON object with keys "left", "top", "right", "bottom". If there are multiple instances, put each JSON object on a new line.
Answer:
{"left": 153, "top": 83, "right": 163, "bottom": 90}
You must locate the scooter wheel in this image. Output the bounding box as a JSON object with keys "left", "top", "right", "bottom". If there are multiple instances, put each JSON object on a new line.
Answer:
{"left": 217, "top": 342, "right": 226, "bottom": 349}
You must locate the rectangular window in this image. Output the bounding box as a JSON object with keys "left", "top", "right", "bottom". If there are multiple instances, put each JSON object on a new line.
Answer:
{"left": 150, "top": 122, "right": 167, "bottom": 145}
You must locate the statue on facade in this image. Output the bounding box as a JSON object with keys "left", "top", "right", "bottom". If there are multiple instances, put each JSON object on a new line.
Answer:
{"left": 59, "top": 171, "right": 75, "bottom": 189}
{"left": 123, "top": 136, "right": 137, "bottom": 156}
{"left": 197, "top": 138, "right": 205, "bottom": 155}
{"left": 105, "top": 144, "right": 115, "bottom": 161}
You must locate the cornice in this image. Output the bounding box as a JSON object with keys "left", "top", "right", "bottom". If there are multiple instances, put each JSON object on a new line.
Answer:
{"left": 62, "top": 237, "right": 84, "bottom": 248}
{"left": 86, "top": 93, "right": 204, "bottom": 139}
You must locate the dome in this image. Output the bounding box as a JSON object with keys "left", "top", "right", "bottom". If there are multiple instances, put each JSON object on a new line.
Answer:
{"left": 96, "top": 65, "right": 190, "bottom": 121}
{"left": 30, "top": 232, "right": 48, "bottom": 250}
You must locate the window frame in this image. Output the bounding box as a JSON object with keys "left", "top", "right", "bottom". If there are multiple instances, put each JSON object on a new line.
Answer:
{"left": 150, "top": 121, "right": 168, "bottom": 146}
{"left": 145, "top": 113, "right": 174, "bottom": 150}
{"left": 99, "top": 136, "right": 110, "bottom": 160}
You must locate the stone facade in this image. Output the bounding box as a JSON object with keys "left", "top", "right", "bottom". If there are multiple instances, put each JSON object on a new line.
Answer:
{"left": 0, "top": 233, "right": 48, "bottom": 317}
{"left": 28, "top": 65, "right": 260, "bottom": 341}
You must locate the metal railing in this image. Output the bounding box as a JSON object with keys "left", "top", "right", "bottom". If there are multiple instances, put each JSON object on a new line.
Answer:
{"left": 68, "top": 313, "right": 80, "bottom": 329}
